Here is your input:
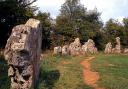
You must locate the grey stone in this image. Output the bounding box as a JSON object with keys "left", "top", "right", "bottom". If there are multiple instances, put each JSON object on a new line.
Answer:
{"left": 4, "top": 18, "right": 42, "bottom": 89}
{"left": 104, "top": 42, "right": 112, "bottom": 54}
{"left": 82, "top": 39, "right": 98, "bottom": 54}
{"left": 53, "top": 46, "right": 62, "bottom": 55}
{"left": 69, "top": 38, "right": 82, "bottom": 56}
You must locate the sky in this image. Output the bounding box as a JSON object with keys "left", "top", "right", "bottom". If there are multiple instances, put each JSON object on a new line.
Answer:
{"left": 35, "top": 0, "right": 128, "bottom": 23}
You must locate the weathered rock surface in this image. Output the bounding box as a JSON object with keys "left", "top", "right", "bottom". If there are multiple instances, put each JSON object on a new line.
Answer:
{"left": 62, "top": 45, "right": 69, "bottom": 55}
{"left": 112, "top": 37, "right": 121, "bottom": 53}
{"left": 82, "top": 39, "right": 98, "bottom": 54}
{"left": 54, "top": 46, "right": 62, "bottom": 55}
{"left": 4, "top": 18, "right": 42, "bottom": 89}
{"left": 104, "top": 42, "right": 112, "bottom": 54}
{"left": 124, "top": 48, "right": 128, "bottom": 54}
{"left": 69, "top": 38, "right": 82, "bottom": 56}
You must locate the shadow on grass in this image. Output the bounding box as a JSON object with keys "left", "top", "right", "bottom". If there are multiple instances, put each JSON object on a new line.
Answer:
{"left": 0, "top": 56, "right": 10, "bottom": 89}
{"left": 37, "top": 69, "right": 60, "bottom": 89}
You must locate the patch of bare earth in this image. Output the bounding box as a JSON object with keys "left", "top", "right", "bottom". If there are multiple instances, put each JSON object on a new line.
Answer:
{"left": 81, "top": 57, "right": 105, "bottom": 89}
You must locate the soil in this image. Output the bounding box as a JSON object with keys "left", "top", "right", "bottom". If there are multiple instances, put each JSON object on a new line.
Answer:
{"left": 81, "top": 57, "right": 105, "bottom": 89}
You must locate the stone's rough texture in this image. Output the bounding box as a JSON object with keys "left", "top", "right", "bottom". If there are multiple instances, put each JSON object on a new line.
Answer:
{"left": 104, "top": 42, "right": 112, "bottom": 54}
{"left": 124, "top": 48, "right": 128, "bottom": 54}
{"left": 62, "top": 45, "right": 69, "bottom": 55}
{"left": 69, "top": 38, "right": 82, "bottom": 56}
{"left": 54, "top": 38, "right": 98, "bottom": 55}
{"left": 112, "top": 37, "right": 121, "bottom": 53}
{"left": 4, "top": 18, "right": 42, "bottom": 89}
{"left": 82, "top": 39, "right": 98, "bottom": 54}
{"left": 54, "top": 46, "right": 62, "bottom": 55}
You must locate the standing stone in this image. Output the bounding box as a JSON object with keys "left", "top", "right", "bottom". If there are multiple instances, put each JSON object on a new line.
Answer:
{"left": 4, "top": 18, "right": 42, "bottom": 89}
{"left": 104, "top": 42, "right": 112, "bottom": 54}
{"left": 62, "top": 45, "right": 69, "bottom": 55}
{"left": 112, "top": 37, "right": 121, "bottom": 53}
{"left": 69, "top": 38, "right": 82, "bottom": 56}
{"left": 53, "top": 46, "right": 62, "bottom": 55}
{"left": 82, "top": 39, "right": 98, "bottom": 54}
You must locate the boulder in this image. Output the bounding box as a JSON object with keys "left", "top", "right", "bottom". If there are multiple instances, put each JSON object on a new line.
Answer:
{"left": 4, "top": 18, "right": 42, "bottom": 89}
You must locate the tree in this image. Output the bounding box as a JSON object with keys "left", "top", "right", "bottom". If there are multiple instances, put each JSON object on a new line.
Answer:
{"left": 56, "top": 0, "right": 102, "bottom": 46}
{"left": 104, "top": 19, "right": 128, "bottom": 48}
{"left": 122, "top": 18, "right": 128, "bottom": 47}
{"left": 35, "top": 11, "right": 54, "bottom": 50}
{"left": 0, "top": 0, "right": 37, "bottom": 48}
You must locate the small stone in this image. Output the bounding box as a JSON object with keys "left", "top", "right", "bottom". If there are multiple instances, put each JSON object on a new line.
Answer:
{"left": 62, "top": 45, "right": 69, "bottom": 55}
{"left": 54, "top": 46, "right": 62, "bottom": 55}
{"left": 124, "top": 48, "right": 128, "bottom": 54}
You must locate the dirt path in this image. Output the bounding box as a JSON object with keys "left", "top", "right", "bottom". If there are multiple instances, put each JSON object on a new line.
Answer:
{"left": 81, "top": 57, "right": 104, "bottom": 89}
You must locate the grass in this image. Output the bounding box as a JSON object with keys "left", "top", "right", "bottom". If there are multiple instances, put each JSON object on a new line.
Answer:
{"left": 37, "top": 53, "right": 92, "bottom": 89}
{"left": 91, "top": 53, "right": 128, "bottom": 89}
{"left": 2, "top": 51, "right": 128, "bottom": 89}
{"left": 0, "top": 52, "right": 92, "bottom": 89}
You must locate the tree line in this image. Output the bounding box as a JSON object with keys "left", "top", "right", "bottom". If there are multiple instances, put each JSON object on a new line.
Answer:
{"left": 0, "top": 0, "right": 128, "bottom": 51}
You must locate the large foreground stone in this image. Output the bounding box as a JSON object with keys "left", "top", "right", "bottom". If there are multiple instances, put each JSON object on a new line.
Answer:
{"left": 4, "top": 19, "right": 42, "bottom": 89}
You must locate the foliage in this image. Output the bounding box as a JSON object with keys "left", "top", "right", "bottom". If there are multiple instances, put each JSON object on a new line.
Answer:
{"left": 104, "top": 19, "right": 128, "bottom": 48}
{"left": 0, "top": 0, "right": 37, "bottom": 48}
{"left": 56, "top": 0, "right": 103, "bottom": 48}
{"left": 0, "top": 56, "right": 10, "bottom": 89}
{"left": 35, "top": 11, "right": 53, "bottom": 50}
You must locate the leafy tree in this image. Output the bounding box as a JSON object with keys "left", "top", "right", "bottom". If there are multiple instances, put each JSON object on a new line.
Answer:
{"left": 122, "top": 18, "right": 128, "bottom": 47}
{"left": 56, "top": 0, "right": 102, "bottom": 46}
{"left": 104, "top": 19, "right": 128, "bottom": 48}
{"left": 35, "top": 11, "right": 55, "bottom": 50}
{"left": 0, "top": 0, "right": 37, "bottom": 48}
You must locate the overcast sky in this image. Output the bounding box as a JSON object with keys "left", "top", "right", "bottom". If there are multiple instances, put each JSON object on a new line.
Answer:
{"left": 35, "top": 0, "right": 128, "bottom": 23}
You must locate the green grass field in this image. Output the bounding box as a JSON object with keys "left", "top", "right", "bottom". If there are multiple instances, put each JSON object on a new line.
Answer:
{"left": 92, "top": 54, "right": 128, "bottom": 89}
{"left": 37, "top": 53, "right": 92, "bottom": 89}
{"left": 1, "top": 52, "right": 128, "bottom": 89}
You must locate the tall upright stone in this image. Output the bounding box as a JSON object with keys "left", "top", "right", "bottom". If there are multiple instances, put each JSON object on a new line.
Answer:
{"left": 69, "top": 38, "right": 82, "bottom": 56}
{"left": 4, "top": 19, "right": 42, "bottom": 89}
{"left": 104, "top": 42, "right": 112, "bottom": 54}
{"left": 62, "top": 45, "right": 69, "bottom": 55}
{"left": 112, "top": 37, "right": 121, "bottom": 53}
